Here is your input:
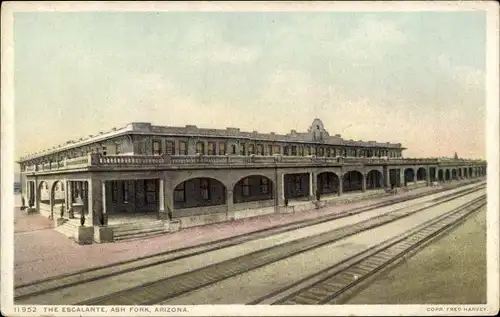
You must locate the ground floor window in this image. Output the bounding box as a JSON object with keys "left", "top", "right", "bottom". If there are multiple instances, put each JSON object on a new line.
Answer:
{"left": 123, "top": 182, "right": 129, "bottom": 203}
{"left": 295, "top": 175, "right": 302, "bottom": 192}
{"left": 200, "top": 178, "right": 210, "bottom": 200}
{"left": 144, "top": 179, "right": 157, "bottom": 205}
{"left": 111, "top": 181, "right": 119, "bottom": 203}
{"left": 242, "top": 177, "right": 250, "bottom": 196}
{"left": 260, "top": 177, "right": 269, "bottom": 194}
{"left": 174, "top": 182, "right": 186, "bottom": 203}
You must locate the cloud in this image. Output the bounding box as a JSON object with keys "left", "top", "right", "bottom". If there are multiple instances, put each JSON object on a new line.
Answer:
{"left": 195, "top": 45, "right": 260, "bottom": 64}
{"left": 336, "top": 17, "right": 407, "bottom": 63}
{"left": 436, "top": 53, "right": 485, "bottom": 90}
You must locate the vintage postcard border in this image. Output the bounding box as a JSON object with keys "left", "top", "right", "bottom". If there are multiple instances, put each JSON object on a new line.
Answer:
{"left": 1, "top": 1, "right": 499, "bottom": 316}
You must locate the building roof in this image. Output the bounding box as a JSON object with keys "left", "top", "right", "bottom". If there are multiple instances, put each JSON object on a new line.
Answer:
{"left": 19, "top": 119, "right": 404, "bottom": 161}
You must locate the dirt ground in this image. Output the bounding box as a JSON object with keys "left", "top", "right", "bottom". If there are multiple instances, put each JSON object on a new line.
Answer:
{"left": 343, "top": 207, "right": 487, "bottom": 304}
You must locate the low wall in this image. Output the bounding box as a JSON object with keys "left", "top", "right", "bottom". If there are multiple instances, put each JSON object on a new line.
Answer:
{"left": 176, "top": 189, "right": 390, "bottom": 229}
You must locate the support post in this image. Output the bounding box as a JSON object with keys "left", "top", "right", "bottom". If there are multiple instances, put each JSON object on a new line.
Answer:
{"left": 158, "top": 178, "right": 165, "bottom": 216}
{"left": 87, "top": 179, "right": 102, "bottom": 226}
{"left": 362, "top": 174, "right": 367, "bottom": 192}
{"left": 277, "top": 171, "right": 284, "bottom": 206}
{"left": 338, "top": 175, "right": 343, "bottom": 196}
{"left": 227, "top": 189, "right": 234, "bottom": 219}
{"left": 101, "top": 180, "right": 107, "bottom": 225}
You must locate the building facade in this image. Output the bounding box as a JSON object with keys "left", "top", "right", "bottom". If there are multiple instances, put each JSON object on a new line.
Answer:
{"left": 18, "top": 119, "right": 487, "bottom": 230}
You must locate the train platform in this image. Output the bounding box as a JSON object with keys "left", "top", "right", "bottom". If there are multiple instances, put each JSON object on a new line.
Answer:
{"left": 14, "top": 180, "right": 480, "bottom": 287}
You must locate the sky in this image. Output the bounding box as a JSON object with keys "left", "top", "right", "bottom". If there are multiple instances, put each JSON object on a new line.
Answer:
{"left": 13, "top": 11, "right": 486, "bottom": 164}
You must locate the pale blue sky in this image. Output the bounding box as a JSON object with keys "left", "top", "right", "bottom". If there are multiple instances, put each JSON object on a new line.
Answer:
{"left": 14, "top": 11, "right": 486, "bottom": 162}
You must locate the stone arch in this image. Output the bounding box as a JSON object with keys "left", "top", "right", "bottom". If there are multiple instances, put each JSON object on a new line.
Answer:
{"left": 416, "top": 167, "right": 427, "bottom": 181}
{"left": 51, "top": 180, "right": 66, "bottom": 212}
{"left": 469, "top": 167, "right": 473, "bottom": 177}
{"left": 438, "top": 169, "right": 444, "bottom": 182}
{"left": 172, "top": 173, "right": 229, "bottom": 191}
{"left": 445, "top": 169, "right": 451, "bottom": 181}
{"left": 173, "top": 177, "right": 227, "bottom": 210}
{"left": 366, "top": 170, "right": 383, "bottom": 189}
{"left": 343, "top": 170, "right": 364, "bottom": 192}
{"left": 451, "top": 169, "right": 458, "bottom": 180}
{"left": 233, "top": 175, "right": 274, "bottom": 204}
{"left": 404, "top": 168, "right": 415, "bottom": 184}
{"left": 317, "top": 171, "right": 341, "bottom": 195}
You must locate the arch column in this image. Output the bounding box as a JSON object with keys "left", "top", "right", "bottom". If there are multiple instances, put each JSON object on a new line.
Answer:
{"left": 67, "top": 181, "right": 74, "bottom": 218}
{"left": 101, "top": 180, "right": 108, "bottom": 225}
{"left": 161, "top": 175, "right": 174, "bottom": 220}
{"left": 399, "top": 168, "right": 405, "bottom": 186}
{"left": 49, "top": 185, "right": 55, "bottom": 218}
{"left": 338, "top": 174, "right": 343, "bottom": 196}
{"left": 35, "top": 180, "right": 40, "bottom": 212}
{"left": 275, "top": 171, "right": 284, "bottom": 207}
{"left": 227, "top": 189, "right": 234, "bottom": 213}
{"left": 425, "top": 167, "right": 431, "bottom": 185}
{"left": 362, "top": 174, "right": 367, "bottom": 192}
{"left": 383, "top": 167, "right": 390, "bottom": 188}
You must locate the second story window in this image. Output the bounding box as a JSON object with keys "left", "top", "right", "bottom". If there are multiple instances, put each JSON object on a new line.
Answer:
{"left": 196, "top": 141, "right": 204, "bottom": 155}
{"left": 248, "top": 144, "right": 255, "bottom": 155}
{"left": 299, "top": 146, "right": 304, "bottom": 156}
{"left": 257, "top": 144, "right": 264, "bottom": 155}
{"left": 267, "top": 145, "right": 273, "bottom": 156}
{"left": 318, "top": 147, "right": 324, "bottom": 157}
{"left": 284, "top": 146, "right": 290, "bottom": 156}
{"left": 304, "top": 147, "right": 310, "bottom": 156}
{"left": 166, "top": 141, "right": 175, "bottom": 155}
{"left": 207, "top": 142, "right": 215, "bottom": 155}
{"left": 152, "top": 140, "right": 162, "bottom": 155}
{"left": 219, "top": 142, "right": 226, "bottom": 155}
{"left": 273, "top": 145, "right": 280, "bottom": 155}
{"left": 291, "top": 146, "right": 297, "bottom": 156}
{"left": 232, "top": 144, "right": 237, "bottom": 155}
{"left": 240, "top": 143, "right": 246, "bottom": 155}
{"left": 326, "top": 148, "right": 331, "bottom": 157}
{"left": 179, "top": 141, "right": 187, "bottom": 155}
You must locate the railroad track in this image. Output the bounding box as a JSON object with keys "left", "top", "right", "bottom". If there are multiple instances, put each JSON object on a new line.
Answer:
{"left": 75, "top": 186, "right": 485, "bottom": 305}
{"left": 251, "top": 195, "right": 486, "bottom": 305}
{"left": 15, "top": 180, "right": 484, "bottom": 302}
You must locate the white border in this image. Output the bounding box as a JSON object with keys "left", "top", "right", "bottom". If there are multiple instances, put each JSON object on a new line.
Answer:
{"left": 1, "top": 1, "right": 499, "bottom": 316}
